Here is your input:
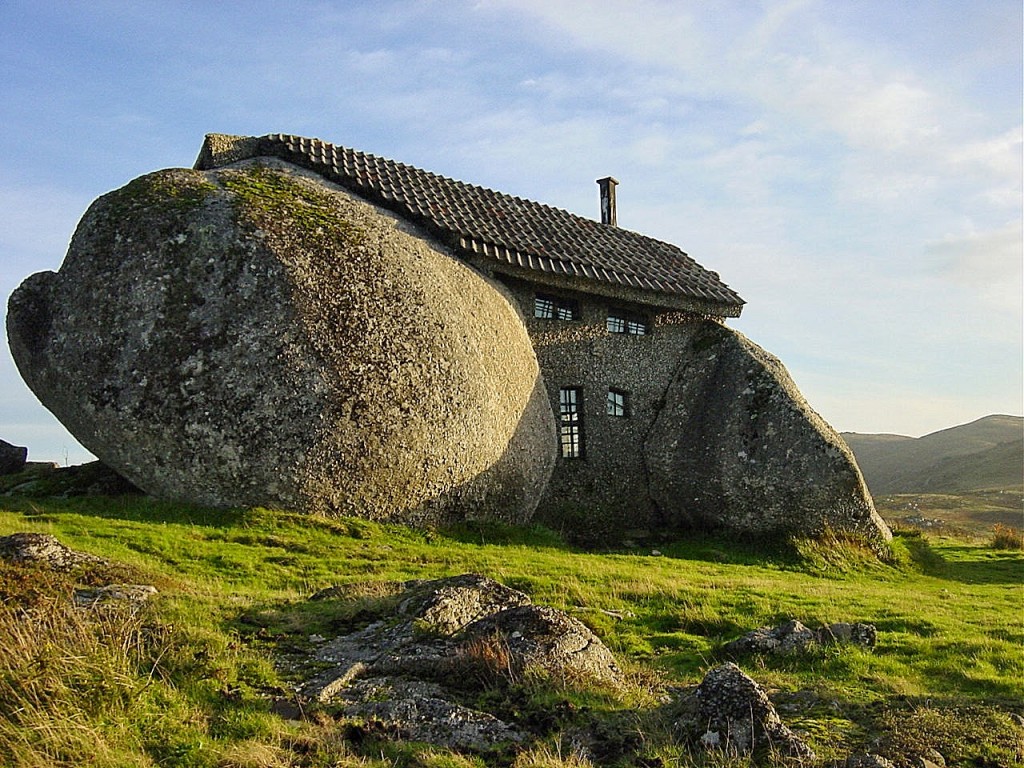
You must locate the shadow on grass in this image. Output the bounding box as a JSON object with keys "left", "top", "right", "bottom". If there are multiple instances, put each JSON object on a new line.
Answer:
{"left": 902, "top": 534, "right": 1024, "bottom": 585}
{"left": 2, "top": 495, "right": 248, "bottom": 529}
{"left": 437, "top": 520, "right": 575, "bottom": 551}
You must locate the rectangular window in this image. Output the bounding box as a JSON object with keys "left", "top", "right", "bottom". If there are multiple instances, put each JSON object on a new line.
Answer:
{"left": 607, "top": 388, "right": 628, "bottom": 417}
{"left": 607, "top": 310, "right": 649, "bottom": 335}
{"left": 559, "top": 387, "right": 584, "bottom": 458}
{"left": 536, "top": 294, "right": 580, "bottom": 321}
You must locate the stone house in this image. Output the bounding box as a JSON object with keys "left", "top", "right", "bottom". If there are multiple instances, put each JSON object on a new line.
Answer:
{"left": 196, "top": 134, "right": 750, "bottom": 532}
{"left": 8, "top": 131, "right": 887, "bottom": 547}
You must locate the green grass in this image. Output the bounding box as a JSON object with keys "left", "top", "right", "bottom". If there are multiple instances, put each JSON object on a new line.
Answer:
{"left": 0, "top": 495, "right": 1021, "bottom": 767}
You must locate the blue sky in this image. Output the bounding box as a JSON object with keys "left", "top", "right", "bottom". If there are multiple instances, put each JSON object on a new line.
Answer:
{"left": 1, "top": 0, "right": 1021, "bottom": 464}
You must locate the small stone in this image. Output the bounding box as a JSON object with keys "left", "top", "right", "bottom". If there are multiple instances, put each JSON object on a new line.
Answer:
{"left": 846, "top": 754, "right": 897, "bottom": 768}
{"left": 73, "top": 584, "right": 157, "bottom": 607}
{"left": 819, "top": 622, "right": 877, "bottom": 648}
{"left": 0, "top": 532, "right": 104, "bottom": 571}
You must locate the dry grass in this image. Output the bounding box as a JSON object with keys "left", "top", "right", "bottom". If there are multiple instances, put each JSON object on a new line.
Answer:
{"left": 989, "top": 523, "right": 1024, "bottom": 550}
{"left": 0, "top": 594, "right": 155, "bottom": 766}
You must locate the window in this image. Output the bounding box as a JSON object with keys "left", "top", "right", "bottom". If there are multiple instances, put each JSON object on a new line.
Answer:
{"left": 535, "top": 294, "right": 580, "bottom": 321}
{"left": 607, "top": 310, "right": 649, "bottom": 335}
{"left": 607, "top": 388, "right": 628, "bottom": 417}
{"left": 559, "top": 387, "right": 584, "bottom": 458}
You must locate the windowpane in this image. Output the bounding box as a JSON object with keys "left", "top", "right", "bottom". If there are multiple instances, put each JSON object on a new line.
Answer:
{"left": 607, "top": 309, "right": 648, "bottom": 335}
{"left": 536, "top": 294, "right": 579, "bottom": 321}
{"left": 607, "top": 389, "right": 627, "bottom": 417}
{"left": 559, "top": 387, "right": 583, "bottom": 458}
{"left": 627, "top": 319, "right": 648, "bottom": 335}
{"left": 534, "top": 296, "right": 555, "bottom": 319}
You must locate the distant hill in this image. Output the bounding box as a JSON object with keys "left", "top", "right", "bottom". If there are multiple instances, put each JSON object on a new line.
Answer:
{"left": 842, "top": 415, "right": 1023, "bottom": 494}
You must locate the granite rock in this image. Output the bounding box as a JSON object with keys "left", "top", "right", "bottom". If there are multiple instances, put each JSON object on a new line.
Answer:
{"left": 0, "top": 440, "right": 28, "bottom": 475}
{"left": 7, "top": 161, "right": 556, "bottom": 525}
{"left": 646, "top": 322, "right": 891, "bottom": 545}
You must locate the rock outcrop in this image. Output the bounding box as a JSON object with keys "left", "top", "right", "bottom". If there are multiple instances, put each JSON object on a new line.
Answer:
{"left": 723, "top": 619, "right": 877, "bottom": 656}
{"left": 0, "top": 532, "right": 105, "bottom": 570}
{"left": 296, "top": 574, "right": 623, "bottom": 752}
{"left": 0, "top": 440, "right": 28, "bottom": 475}
{"left": 7, "top": 161, "right": 556, "bottom": 525}
{"left": 646, "top": 322, "right": 890, "bottom": 544}
{"left": 6, "top": 138, "right": 889, "bottom": 545}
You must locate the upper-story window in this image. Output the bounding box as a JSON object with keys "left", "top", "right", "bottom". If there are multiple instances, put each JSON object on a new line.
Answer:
{"left": 607, "top": 310, "right": 649, "bottom": 335}
{"left": 535, "top": 294, "right": 580, "bottom": 321}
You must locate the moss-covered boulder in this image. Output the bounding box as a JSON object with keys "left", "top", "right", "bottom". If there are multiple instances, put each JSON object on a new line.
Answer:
{"left": 644, "top": 322, "right": 890, "bottom": 545}
{"left": 7, "top": 161, "right": 556, "bottom": 524}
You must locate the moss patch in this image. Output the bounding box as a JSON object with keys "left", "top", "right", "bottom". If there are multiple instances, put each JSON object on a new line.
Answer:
{"left": 220, "top": 163, "right": 366, "bottom": 248}
{"left": 100, "top": 170, "right": 217, "bottom": 221}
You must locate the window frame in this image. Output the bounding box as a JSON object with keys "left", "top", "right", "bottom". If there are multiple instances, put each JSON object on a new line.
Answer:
{"left": 607, "top": 388, "right": 629, "bottom": 418}
{"left": 535, "top": 293, "right": 581, "bottom": 322}
{"left": 558, "top": 386, "right": 585, "bottom": 459}
{"left": 606, "top": 308, "right": 650, "bottom": 336}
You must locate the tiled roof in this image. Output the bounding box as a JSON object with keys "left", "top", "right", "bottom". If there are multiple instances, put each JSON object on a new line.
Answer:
{"left": 201, "top": 133, "right": 744, "bottom": 315}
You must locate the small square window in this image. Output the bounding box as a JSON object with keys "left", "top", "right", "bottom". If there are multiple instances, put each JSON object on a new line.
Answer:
{"left": 607, "top": 310, "right": 648, "bottom": 335}
{"left": 607, "top": 388, "right": 628, "bottom": 417}
{"left": 536, "top": 294, "right": 579, "bottom": 321}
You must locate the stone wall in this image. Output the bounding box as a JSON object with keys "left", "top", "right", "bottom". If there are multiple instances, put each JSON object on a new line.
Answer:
{"left": 497, "top": 279, "right": 702, "bottom": 539}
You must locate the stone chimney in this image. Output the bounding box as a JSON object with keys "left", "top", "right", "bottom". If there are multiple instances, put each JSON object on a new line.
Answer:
{"left": 597, "top": 176, "right": 618, "bottom": 226}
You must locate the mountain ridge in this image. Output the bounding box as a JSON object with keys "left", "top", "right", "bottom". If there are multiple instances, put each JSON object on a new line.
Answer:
{"left": 842, "top": 414, "right": 1023, "bottom": 495}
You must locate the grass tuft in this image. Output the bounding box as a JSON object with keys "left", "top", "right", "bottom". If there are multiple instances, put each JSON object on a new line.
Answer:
{"left": 989, "top": 523, "right": 1023, "bottom": 550}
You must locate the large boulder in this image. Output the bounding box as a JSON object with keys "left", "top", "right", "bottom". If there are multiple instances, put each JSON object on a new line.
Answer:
{"left": 7, "top": 161, "right": 556, "bottom": 525}
{"left": 645, "top": 322, "right": 890, "bottom": 545}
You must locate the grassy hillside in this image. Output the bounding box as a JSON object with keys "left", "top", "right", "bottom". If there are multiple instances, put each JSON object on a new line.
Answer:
{"left": 0, "top": 493, "right": 1021, "bottom": 767}
{"left": 875, "top": 488, "right": 1023, "bottom": 537}
{"left": 843, "top": 415, "right": 1023, "bottom": 495}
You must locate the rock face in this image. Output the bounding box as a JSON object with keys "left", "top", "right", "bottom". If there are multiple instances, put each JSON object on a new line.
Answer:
{"left": 646, "top": 322, "right": 890, "bottom": 544}
{"left": 7, "top": 161, "right": 556, "bottom": 525}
